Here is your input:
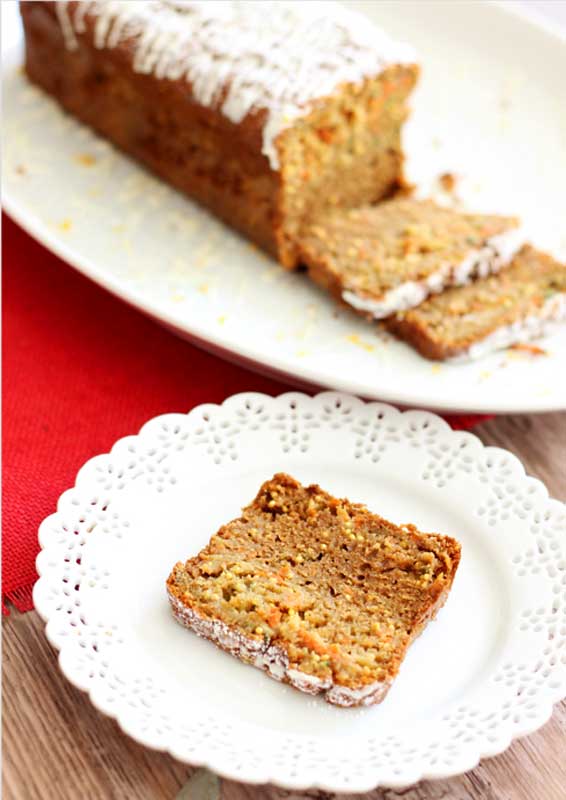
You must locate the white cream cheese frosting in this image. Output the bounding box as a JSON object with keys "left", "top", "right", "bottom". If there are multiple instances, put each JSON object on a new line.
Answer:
{"left": 54, "top": 0, "right": 416, "bottom": 169}
{"left": 342, "top": 226, "right": 526, "bottom": 319}
{"left": 450, "top": 292, "right": 566, "bottom": 362}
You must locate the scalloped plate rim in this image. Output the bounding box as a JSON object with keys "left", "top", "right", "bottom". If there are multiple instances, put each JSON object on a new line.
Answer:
{"left": 32, "top": 391, "right": 566, "bottom": 791}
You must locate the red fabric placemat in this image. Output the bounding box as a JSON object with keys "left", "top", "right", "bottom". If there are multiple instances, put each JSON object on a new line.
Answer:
{"left": 2, "top": 214, "right": 491, "bottom": 613}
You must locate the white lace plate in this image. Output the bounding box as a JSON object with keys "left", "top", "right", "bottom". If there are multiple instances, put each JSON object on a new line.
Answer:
{"left": 34, "top": 392, "right": 566, "bottom": 792}
{"left": 3, "top": 2, "right": 566, "bottom": 414}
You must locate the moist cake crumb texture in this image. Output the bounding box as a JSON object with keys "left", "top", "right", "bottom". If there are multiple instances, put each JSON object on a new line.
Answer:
{"left": 386, "top": 245, "right": 566, "bottom": 361}
{"left": 167, "top": 474, "right": 461, "bottom": 706}
{"left": 299, "top": 198, "right": 522, "bottom": 318}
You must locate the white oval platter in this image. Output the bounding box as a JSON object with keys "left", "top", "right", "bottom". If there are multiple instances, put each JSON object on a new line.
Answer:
{"left": 2, "top": 1, "right": 566, "bottom": 412}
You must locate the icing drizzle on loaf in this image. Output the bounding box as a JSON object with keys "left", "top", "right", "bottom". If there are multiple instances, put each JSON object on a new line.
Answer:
{"left": 54, "top": 0, "right": 416, "bottom": 169}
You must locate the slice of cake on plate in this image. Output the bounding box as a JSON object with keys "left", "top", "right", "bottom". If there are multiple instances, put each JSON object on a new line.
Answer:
{"left": 299, "top": 198, "right": 523, "bottom": 318}
{"left": 167, "top": 473, "right": 461, "bottom": 707}
{"left": 386, "top": 245, "right": 566, "bottom": 360}
{"left": 21, "top": 1, "right": 418, "bottom": 268}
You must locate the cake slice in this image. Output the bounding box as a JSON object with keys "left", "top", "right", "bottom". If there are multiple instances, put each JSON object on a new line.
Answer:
{"left": 299, "top": 198, "right": 523, "bottom": 317}
{"left": 167, "top": 473, "right": 461, "bottom": 707}
{"left": 386, "top": 245, "right": 566, "bottom": 361}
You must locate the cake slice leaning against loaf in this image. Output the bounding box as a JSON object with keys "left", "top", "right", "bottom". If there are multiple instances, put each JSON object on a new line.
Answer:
{"left": 167, "top": 473, "right": 461, "bottom": 707}
{"left": 386, "top": 245, "right": 566, "bottom": 361}
{"left": 298, "top": 198, "right": 523, "bottom": 318}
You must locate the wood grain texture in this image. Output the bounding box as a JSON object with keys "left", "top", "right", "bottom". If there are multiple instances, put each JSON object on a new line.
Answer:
{"left": 2, "top": 612, "right": 194, "bottom": 800}
{"left": 3, "top": 413, "right": 565, "bottom": 800}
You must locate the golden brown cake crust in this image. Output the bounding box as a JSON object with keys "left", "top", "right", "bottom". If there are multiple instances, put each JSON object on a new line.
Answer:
{"left": 167, "top": 473, "right": 461, "bottom": 707}
{"left": 20, "top": 2, "right": 418, "bottom": 268}
{"left": 20, "top": 2, "right": 282, "bottom": 258}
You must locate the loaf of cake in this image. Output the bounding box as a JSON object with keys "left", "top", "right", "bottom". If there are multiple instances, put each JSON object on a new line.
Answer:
{"left": 387, "top": 245, "right": 566, "bottom": 360}
{"left": 167, "top": 473, "right": 461, "bottom": 707}
{"left": 21, "top": 1, "right": 419, "bottom": 268}
{"left": 298, "top": 198, "right": 523, "bottom": 318}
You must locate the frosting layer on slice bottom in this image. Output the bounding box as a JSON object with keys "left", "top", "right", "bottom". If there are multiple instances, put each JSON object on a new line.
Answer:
{"left": 342, "top": 227, "right": 525, "bottom": 319}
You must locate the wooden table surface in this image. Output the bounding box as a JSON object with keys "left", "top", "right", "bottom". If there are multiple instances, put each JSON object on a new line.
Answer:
{"left": 3, "top": 413, "right": 566, "bottom": 800}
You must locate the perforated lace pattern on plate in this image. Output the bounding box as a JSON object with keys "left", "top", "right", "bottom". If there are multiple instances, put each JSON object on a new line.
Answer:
{"left": 34, "top": 392, "right": 566, "bottom": 792}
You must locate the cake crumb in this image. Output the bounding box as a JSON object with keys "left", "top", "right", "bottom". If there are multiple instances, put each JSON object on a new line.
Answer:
{"left": 394, "top": 176, "right": 416, "bottom": 198}
{"left": 57, "top": 219, "right": 72, "bottom": 233}
{"left": 346, "top": 334, "right": 374, "bottom": 352}
{"left": 438, "top": 172, "right": 457, "bottom": 193}
{"left": 15, "top": 164, "right": 27, "bottom": 176}
{"left": 509, "top": 343, "right": 547, "bottom": 357}
{"left": 75, "top": 153, "right": 97, "bottom": 167}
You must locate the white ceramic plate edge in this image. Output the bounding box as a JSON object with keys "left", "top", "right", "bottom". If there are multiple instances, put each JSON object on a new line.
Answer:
{"left": 31, "top": 391, "right": 566, "bottom": 791}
